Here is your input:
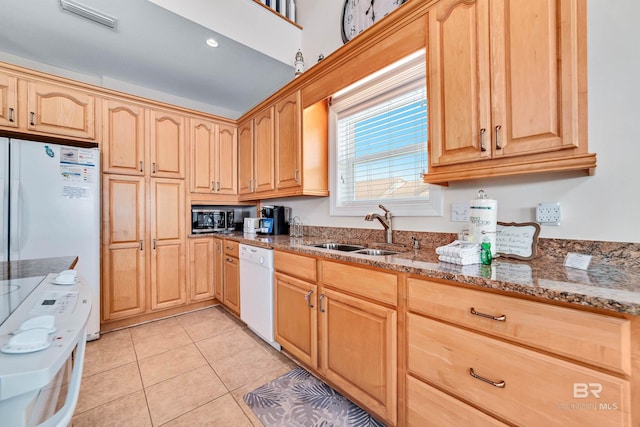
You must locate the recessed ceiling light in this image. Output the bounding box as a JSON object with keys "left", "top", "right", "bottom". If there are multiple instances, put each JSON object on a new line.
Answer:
{"left": 206, "top": 38, "right": 219, "bottom": 48}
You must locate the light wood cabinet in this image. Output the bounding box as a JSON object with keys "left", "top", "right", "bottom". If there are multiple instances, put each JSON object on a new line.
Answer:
{"left": 275, "top": 91, "right": 302, "bottom": 190}
{"left": 273, "top": 251, "right": 397, "bottom": 426}
{"left": 0, "top": 73, "right": 17, "bottom": 128}
{"left": 406, "top": 277, "right": 633, "bottom": 426}
{"left": 101, "top": 175, "right": 146, "bottom": 321}
{"left": 189, "top": 238, "right": 215, "bottom": 302}
{"left": 237, "top": 106, "right": 275, "bottom": 196}
{"left": 26, "top": 80, "right": 97, "bottom": 140}
{"left": 213, "top": 237, "right": 224, "bottom": 301}
{"left": 425, "top": 0, "right": 594, "bottom": 184}
{"left": 320, "top": 287, "right": 397, "bottom": 425}
{"left": 149, "top": 108, "right": 186, "bottom": 179}
{"left": 189, "top": 118, "right": 238, "bottom": 195}
{"left": 274, "top": 272, "right": 318, "bottom": 367}
{"left": 238, "top": 93, "right": 329, "bottom": 200}
{"left": 102, "top": 98, "right": 146, "bottom": 175}
{"left": 222, "top": 239, "right": 240, "bottom": 315}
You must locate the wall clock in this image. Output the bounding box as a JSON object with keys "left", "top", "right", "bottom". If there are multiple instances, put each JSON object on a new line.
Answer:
{"left": 341, "top": 0, "right": 406, "bottom": 43}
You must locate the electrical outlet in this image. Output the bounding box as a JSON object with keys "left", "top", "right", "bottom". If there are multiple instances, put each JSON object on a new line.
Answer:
{"left": 536, "top": 202, "right": 561, "bottom": 226}
{"left": 451, "top": 203, "right": 470, "bottom": 222}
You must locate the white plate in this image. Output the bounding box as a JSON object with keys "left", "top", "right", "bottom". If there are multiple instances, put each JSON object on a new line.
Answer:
{"left": 52, "top": 278, "right": 76, "bottom": 285}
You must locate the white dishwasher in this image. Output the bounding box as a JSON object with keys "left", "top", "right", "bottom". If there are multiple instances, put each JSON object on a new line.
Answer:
{"left": 239, "top": 244, "right": 281, "bottom": 350}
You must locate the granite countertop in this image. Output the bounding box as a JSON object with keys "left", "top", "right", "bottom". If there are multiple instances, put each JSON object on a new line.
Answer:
{"left": 0, "top": 256, "right": 78, "bottom": 281}
{"left": 192, "top": 232, "right": 640, "bottom": 316}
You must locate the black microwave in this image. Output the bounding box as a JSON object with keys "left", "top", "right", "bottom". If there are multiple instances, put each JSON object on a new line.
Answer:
{"left": 191, "top": 207, "right": 235, "bottom": 234}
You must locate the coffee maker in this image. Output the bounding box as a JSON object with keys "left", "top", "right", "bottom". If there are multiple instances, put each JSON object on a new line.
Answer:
{"left": 261, "top": 205, "right": 290, "bottom": 235}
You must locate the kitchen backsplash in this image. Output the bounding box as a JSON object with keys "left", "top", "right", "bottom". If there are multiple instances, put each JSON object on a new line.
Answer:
{"left": 303, "top": 226, "right": 640, "bottom": 269}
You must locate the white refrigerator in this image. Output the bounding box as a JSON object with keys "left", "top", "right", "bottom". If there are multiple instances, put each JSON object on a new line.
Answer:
{"left": 0, "top": 137, "right": 101, "bottom": 340}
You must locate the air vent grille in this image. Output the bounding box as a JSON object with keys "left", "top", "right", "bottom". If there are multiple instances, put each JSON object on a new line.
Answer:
{"left": 59, "top": 0, "right": 118, "bottom": 29}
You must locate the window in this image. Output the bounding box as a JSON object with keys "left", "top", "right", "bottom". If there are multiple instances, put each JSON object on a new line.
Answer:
{"left": 329, "top": 50, "right": 442, "bottom": 217}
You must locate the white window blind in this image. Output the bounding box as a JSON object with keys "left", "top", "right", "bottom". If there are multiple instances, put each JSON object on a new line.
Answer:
{"left": 329, "top": 50, "right": 442, "bottom": 217}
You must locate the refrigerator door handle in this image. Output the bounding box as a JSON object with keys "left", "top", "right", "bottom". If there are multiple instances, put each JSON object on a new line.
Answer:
{"left": 9, "top": 180, "right": 22, "bottom": 258}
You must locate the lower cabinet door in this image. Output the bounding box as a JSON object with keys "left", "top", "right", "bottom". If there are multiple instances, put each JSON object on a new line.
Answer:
{"left": 213, "top": 238, "right": 224, "bottom": 301}
{"left": 274, "top": 273, "right": 317, "bottom": 368}
{"left": 189, "top": 238, "right": 215, "bottom": 301}
{"left": 320, "top": 288, "right": 397, "bottom": 426}
{"left": 406, "top": 375, "right": 507, "bottom": 427}
{"left": 407, "top": 314, "right": 631, "bottom": 426}
{"left": 223, "top": 255, "right": 240, "bottom": 315}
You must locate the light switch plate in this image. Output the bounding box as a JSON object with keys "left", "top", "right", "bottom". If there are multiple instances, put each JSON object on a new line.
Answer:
{"left": 451, "top": 203, "right": 470, "bottom": 222}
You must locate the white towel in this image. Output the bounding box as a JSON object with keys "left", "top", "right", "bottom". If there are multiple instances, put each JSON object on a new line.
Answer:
{"left": 435, "top": 240, "right": 481, "bottom": 257}
{"left": 439, "top": 254, "right": 482, "bottom": 265}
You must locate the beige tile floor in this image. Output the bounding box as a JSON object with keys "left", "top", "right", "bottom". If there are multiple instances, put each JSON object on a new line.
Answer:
{"left": 71, "top": 305, "right": 298, "bottom": 426}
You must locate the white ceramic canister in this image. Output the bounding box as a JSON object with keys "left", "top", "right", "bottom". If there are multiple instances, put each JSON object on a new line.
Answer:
{"left": 468, "top": 190, "right": 498, "bottom": 256}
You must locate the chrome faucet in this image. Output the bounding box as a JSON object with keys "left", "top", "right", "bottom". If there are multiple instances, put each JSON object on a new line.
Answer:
{"left": 365, "top": 204, "right": 393, "bottom": 243}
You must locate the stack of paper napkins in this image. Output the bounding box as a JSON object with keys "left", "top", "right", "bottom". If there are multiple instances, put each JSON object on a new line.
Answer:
{"left": 436, "top": 240, "right": 482, "bottom": 265}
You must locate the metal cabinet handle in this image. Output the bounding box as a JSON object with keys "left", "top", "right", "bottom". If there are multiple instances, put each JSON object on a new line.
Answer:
{"left": 304, "top": 290, "right": 314, "bottom": 308}
{"left": 480, "top": 128, "right": 486, "bottom": 152}
{"left": 8, "top": 107, "right": 14, "bottom": 122}
{"left": 495, "top": 125, "right": 502, "bottom": 149}
{"left": 152, "top": 162, "right": 157, "bottom": 174}
{"left": 469, "top": 368, "right": 505, "bottom": 388}
{"left": 152, "top": 238, "right": 156, "bottom": 250}
{"left": 30, "top": 112, "right": 35, "bottom": 126}
{"left": 294, "top": 169, "right": 299, "bottom": 183}
{"left": 470, "top": 307, "right": 506, "bottom": 322}
{"left": 319, "top": 294, "right": 326, "bottom": 313}
{"left": 217, "top": 181, "right": 221, "bottom": 191}
{"left": 252, "top": 179, "right": 257, "bottom": 192}
{"left": 139, "top": 161, "right": 143, "bottom": 173}
{"left": 139, "top": 240, "right": 143, "bottom": 251}
{"left": 211, "top": 181, "right": 216, "bottom": 191}
{"left": 216, "top": 242, "right": 221, "bottom": 252}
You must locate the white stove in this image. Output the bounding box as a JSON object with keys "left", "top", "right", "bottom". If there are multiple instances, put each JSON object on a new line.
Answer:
{"left": 0, "top": 273, "right": 92, "bottom": 427}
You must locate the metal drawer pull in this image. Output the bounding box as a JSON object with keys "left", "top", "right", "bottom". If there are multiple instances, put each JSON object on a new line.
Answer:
{"left": 470, "top": 307, "right": 506, "bottom": 322}
{"left": 226, "top": 245, "right": 233, "bottom": 250}
{"left": 152, "top": 162, "right": 157, "bottom": 174}
{"left": 469, "top": 368, "right": 505, "bottom": 388}
{"left": 226, "top": 257, "right": 233, "bottom": 262}
{"left": 139, "top": 161, "right": 143, "bottom": 172}
{"left": 30, "top": 112, "right": 35, "bottom": 126}
{"left": 304, "top": 290, "right": 314, "bottom": 308}
{"left": 8, "top": 107, "right": 14, "bottom": 122}
{"left": 139, "top": 240, "right": 143, "bottom": 250}
{"left": 153, "top": 239, "right": 156, "bottom": 250}
{"left": 480, "top": 128, "right": 486, "bottom": 152}
{"left": 495, "top": 125, "right": 502, "bottom": 149}
{"left": 319, "top": 294, "right": 326, "bottom": 313}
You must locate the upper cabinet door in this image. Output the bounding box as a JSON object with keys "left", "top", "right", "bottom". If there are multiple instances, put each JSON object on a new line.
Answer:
{"left": 102, "top": 99, "right": 146, "bottom": 176}
{"left": 275, "top": 91, "right": 302, "bottom": 190}
{"left": 490, "top": 0, "right": 581, "bottom": 157}
{"left": 189, "top": 118, "right": 216, "bottom": 193}
{"left": 149, "top": 109, "right": 185, "bottom": 179}
{"left": 27, "top": 80, "right": 96, "bottom": 140}
{"left": 215, "top": 123, "right": 238, "bottom": 195}
{"left": 237, "top": 120, "right": 254, "bottom": 195}
{"left": 429, "top": 0, "right": 584, "bottom": 168}
{"left": 253, "top": 106, "right": 275, "bottom": 193}
{"left": 429, "top": 0, "right": 491, "bottom": 166}
{"left": 0, "top": 73, "right": 17, "bottom": 128}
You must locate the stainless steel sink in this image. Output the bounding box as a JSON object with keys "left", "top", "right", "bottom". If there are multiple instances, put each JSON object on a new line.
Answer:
{"left": 353, "top": 249, "right": 400, "bottom": 256}
{"left": 307, "top": 243, "right": 366, "bottom": 252}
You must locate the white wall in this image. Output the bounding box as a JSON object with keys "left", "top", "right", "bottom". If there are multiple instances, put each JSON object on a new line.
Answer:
{"left": 284, "top": 0, "right": 640, "bottom": 243}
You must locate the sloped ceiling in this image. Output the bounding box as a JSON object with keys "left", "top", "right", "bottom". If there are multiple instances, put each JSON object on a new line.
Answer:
{"left": 0, "top": 0, "right": 296, "bottom": 118}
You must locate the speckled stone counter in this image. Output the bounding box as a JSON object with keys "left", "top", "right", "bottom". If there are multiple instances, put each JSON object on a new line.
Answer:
{"left": 0, "top": 256, "right": 78, "bottom": 281}
{"left": 197, "top": 230, "right": 640, "bottom": 316}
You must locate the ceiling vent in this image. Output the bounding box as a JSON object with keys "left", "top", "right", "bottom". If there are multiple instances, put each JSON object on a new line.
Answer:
{"left": 59, "top": 0, "right": 118, "bottom": 30}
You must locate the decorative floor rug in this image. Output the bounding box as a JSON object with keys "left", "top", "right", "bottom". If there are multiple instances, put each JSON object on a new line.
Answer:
{"left": 243, "top": 367, "right": 385, "bottom": 427}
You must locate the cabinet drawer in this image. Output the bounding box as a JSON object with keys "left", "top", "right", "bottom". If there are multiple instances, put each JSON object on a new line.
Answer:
{"left": 274, "top": 251, "right": 317, "bottom": 282}
{"left": 407, "top": 314, "right": 631, "bottom": 427}
{"left": 223, "top": 239, "right": 239, "bottom": 257}
{"left": 321, "top": 261, "right": 397, "bottom": 306}
{"left": 407, "top": 278, "right": 631, "bottom": 375}
{"left": 407, "top": 375, "right": 507, "bottom": 427}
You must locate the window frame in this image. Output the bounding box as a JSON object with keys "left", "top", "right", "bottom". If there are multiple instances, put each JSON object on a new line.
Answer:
{"left": 328, "top": 50, "right": 443, "bottom": 217}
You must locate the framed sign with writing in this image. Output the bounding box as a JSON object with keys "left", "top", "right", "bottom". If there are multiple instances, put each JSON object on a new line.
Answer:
{"left": 496, "top": 222, "right": 541, "bottom": 260}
